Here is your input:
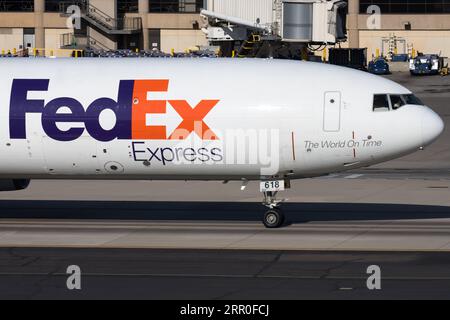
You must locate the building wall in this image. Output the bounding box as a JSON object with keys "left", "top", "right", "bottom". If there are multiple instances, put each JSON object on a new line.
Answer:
{"left": 354, "top": 12, "right": 450, "bottom": 61}
{"left": 147, "top": 13, "right": 202, "bottom": 29}
{"left": 357, "top": 14, "right": 450, "bottom": 30}
{"left": 0, "top": 13, "right": 35, "bottom": 27}
{"left": 1, "top": 1, "right": 447, "bottom": 57}
{"left": 360, "top": 30, "right": 450, "bottom": 60}
{"left": 0, "top": 2, "right": 209, "bottom": 53}
{"left": 160, "top": 29, "right": 207, "bottom": 52}
{"left": 126, "top": 12, "right": 206, "bottom": 51}
{"left": 44, "top": 28, "right": 73, "bottom": 51}
{"left": 42, "top": 13, "right": 69, "bottom": 28}
{"left": 0, "top": 28, "right": 23, "bottom": 51}
{"left": 0, "top": 12, "right": 66, "bottom": 28}
{"left": 0, "top": 28, "right": 71, "bottom": 55}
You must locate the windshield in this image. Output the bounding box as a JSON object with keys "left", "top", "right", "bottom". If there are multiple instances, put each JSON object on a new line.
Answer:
{"left": 373, "top": 94, "right": 390, "bottom": 112}
{"left": 373, "top": 94, "right": 424, "bottom": 112}
{"left": 390, "top": 95, "right": 404, "bottom": 110}
{"left": 402, "top": 94, "right": 424, "bottom": 106}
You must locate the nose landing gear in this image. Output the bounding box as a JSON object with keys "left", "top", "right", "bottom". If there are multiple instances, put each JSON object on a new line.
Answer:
{"left": 262, "top": 191, "right": 285, "bottom": 228}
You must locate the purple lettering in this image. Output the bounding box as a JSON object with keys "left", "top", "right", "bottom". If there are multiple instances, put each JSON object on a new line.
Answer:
{"left": 9, "top": 79, "right": 49, "bottom": 139}
{"left": 41, "top": 97, "right": 85, "bottom": 141}
{"left": 9, "top": 79, "right": 134, "bottom": 142}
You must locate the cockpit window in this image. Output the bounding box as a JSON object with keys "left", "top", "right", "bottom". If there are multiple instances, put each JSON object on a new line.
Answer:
{"left": 373, "top": 94, "right": 390, "bottom": 112}
{"left": 390, "top": 95, "right": 405, "bottom": 110}
{"left": 402, "top": 94, "right": 423, "bottom": 106}
{"left": 373, "top": 94, "right": 424, "bottom": 112}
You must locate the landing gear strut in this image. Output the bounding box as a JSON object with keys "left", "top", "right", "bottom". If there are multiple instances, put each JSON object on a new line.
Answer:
{"left": 262, "top": 191, "right": 285, "bottom": 228}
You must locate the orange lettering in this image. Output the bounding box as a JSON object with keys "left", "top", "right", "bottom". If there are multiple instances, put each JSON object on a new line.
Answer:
{"left": 168, "top": 100, "right": 219, "bottom": 140}
{"left": 131, "top": 80, "right": 169, "bottom": 140}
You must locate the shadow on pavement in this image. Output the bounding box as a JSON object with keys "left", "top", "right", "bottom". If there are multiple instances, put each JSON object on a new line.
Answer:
{"left": 0, "top": 200, "right": 450, "bottom": 224}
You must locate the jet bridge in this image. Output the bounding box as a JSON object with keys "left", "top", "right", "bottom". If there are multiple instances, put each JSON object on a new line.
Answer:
{"left": 201, "top": 0, "right": 347, "bottom": 58}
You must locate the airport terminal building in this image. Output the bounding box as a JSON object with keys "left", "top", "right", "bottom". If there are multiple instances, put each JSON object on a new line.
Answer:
{"left": 348, "top": 0, "right": 450, "bottom": 59}
{"left": 0, "top": 0, "right": 449, "bottom": 59}
{"left": 0, "top": 0, "right": 208, "bottom": 54}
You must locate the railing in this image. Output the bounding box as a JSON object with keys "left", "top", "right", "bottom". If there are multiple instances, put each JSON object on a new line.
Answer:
{"left": 60, "top": 32, "right": 75, "bottom": 47}
{"left": 0, "top": 48, "right": 29, "bottom": 57}
{"left": 85, "top": 5, "right": 142, "bottom": 31}
{"left": 87, "top": 35, "right": 111, "bottom": 51}
{"left": 84, "top": 2, "right": 117, "bottom": 29}
{"left": 59, "top": 0, "right": 141, "bottom": 32}
{"left": 16, "top": 48, "right": 28, "bottom": 56}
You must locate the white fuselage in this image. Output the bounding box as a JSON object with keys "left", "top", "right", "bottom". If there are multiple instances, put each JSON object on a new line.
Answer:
{"left": 0, "top": 58, "right": 444, "bottom": 181}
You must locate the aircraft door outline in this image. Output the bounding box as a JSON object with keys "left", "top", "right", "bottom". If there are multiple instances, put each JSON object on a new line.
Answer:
{"left": 323, "top": 91, "right": 341, "bottom": 132}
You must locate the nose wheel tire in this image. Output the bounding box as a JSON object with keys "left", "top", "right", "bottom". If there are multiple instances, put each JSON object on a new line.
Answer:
{"left": 263, "top": 208, "right": 285, "bottom": 228}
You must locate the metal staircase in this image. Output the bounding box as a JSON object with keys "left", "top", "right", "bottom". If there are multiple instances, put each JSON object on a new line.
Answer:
{"left": 61, "top": 33, "right": 110, "bottom": 50}
{"left": 238, "top": 34, "right": 263, "bottom": 58}
{"left": 60, "top": 32, "right": 109, "bottom": 51}
{"left": 60, "top": 1, "right": 142, "bottom": 35}
{"left": 86, "top": 34, "right": 111, "bottom": 51}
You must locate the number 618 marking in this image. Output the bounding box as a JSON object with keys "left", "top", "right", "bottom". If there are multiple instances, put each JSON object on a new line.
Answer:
{"left": 260, "top": 180, "right": 285, "bottom": 192}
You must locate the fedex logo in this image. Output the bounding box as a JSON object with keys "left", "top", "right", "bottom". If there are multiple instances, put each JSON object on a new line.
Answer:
{"left": 9, "top": 79, "right": 219, "bottom": 142}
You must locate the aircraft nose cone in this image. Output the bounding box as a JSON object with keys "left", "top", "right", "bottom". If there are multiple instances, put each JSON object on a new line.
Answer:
{"left": 422, "top": 108, "right": 444, "bottom": 146}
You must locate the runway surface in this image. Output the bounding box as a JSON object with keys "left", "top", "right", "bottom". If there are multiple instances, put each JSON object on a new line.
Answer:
{"left": 2, "top": 248, "right": 450, "bottom": 299}
{"left": 0, "top": 73, "right": 448, "bottom": 299}
{"left": 1, "top": 203, "right": 450, "bottom": 251}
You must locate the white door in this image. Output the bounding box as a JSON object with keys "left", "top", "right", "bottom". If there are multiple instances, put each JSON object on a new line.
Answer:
{"left": 23, "top": 34, "right": 35, "bottom": 50}
{"left": 323, "top": 91, "right": 341, "bottom": 132}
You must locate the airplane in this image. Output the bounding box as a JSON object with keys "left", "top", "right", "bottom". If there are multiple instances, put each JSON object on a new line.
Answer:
{"left": 0, "top": 58, "right": 444, "bottom": 228}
